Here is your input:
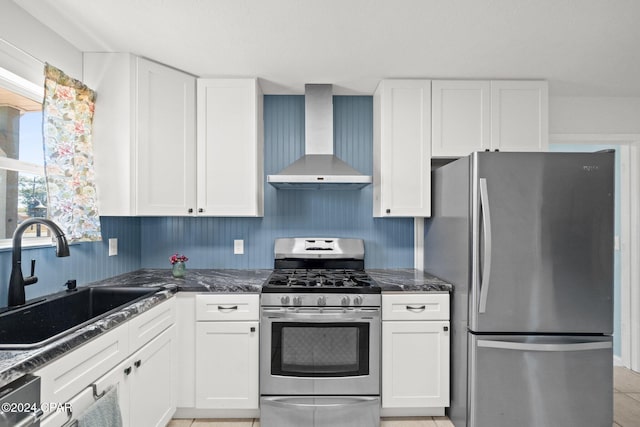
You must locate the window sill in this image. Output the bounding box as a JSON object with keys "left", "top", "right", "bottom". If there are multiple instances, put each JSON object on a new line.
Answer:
{"left": 0, "top": 238, "right": 81, "bottom": 252}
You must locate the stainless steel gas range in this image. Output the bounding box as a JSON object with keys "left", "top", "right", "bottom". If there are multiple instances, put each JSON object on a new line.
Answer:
{"left": 260, "top": 238, "right": 381, "bottom": 427}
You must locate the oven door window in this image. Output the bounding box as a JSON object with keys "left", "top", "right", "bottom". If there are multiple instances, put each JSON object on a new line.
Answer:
{"left": 271, "top": 322, "right": 370, "bottom": 377}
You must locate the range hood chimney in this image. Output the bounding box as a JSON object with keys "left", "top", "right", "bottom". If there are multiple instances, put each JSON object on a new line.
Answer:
{"left": 267, "top": 84, "right": 372, "bottom": 190}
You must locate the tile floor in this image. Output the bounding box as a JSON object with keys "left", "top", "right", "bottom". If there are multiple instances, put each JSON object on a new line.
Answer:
{"left": 614, "top": 366, "right": 640, "bottom": 427}
{"left": 167, "top": 366, "right": 640, "bottom": 427}
{"left": 168, "top": 417, "right": 454, "bottom": 427}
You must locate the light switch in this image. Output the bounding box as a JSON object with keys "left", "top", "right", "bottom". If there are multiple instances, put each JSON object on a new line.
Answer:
{"left": 234, "top": 239, "right": 244, "bottom": 255}
{"left": 109, "top": 238, "right": 118, "bottom": 256}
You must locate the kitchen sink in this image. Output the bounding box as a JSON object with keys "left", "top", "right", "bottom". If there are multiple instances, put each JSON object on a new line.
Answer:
{"left": 0, "top": 286, "right": 160, "bottom": 350}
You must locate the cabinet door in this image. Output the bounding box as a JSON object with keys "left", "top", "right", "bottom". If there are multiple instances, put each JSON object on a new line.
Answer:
{"left": 40, "top": 360, "right": 130, "bottom": 427}
{"left": 382, "top": 321, "right": 450, "bottom": 408}
{"left": 136, "top": 57, "right": 196, "bottom": 215}
{"left": 35, "top": 323, "right": 129, "bottom": 406}
{"left": 431, "top": 80, "right": 491, "bottom": 158}
{"left": 374, "top": 80, "right": 431, "bottom": 217}
{"left": 195, "top": 321, "right": 259, "bottom": 409}
{"left": 490, "top": 80, "right": 548, "bottom": 152}
{"left": 129, "top": 325, "right": 176, "bottom": 427}
{"left": 128, "top": 297, "right": 176, "bottom": 352}
{"left": 83, "top": 53, "right": 135, "bottom": 215}
{"left": 197, "top": 78, "right": 264, "bottom": 216}
{"left": 94, "top": 359, "right": 131, "bottom": 427}
{"left": 175, "top": 293, "right": 196, "bottom": 409}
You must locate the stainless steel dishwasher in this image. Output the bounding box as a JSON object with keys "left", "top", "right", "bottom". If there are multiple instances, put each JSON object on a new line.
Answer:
{"left": 0, "top": 374, "right": 42, "bottom": 427}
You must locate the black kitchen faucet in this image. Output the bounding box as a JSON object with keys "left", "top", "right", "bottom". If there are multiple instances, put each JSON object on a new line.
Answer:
{"left": 7, "top": 218, "right": 70, "bottom": 307}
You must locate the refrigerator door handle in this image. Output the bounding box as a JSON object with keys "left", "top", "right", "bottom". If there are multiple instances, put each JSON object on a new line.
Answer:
{"left": 477, "top": 339, "right": 612, "bottom": 352}
{"left": 478, "top": 177, "right": 492, "bottom": 313}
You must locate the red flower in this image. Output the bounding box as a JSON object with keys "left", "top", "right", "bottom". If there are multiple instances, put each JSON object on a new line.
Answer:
{"left": 169, "top": 253, "right": 189, "bottom": 264}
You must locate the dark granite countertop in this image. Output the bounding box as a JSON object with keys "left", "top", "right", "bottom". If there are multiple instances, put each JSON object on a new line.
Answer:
{"left": 89, "top": 268, "right": 272, "bottom": 293}
{"left": 0, "top": 267, "right": 451, "bottom": 389}
{"left": 89, "top": 268, "right": 452, "bottom": 293}
{"left": 0, "top": 285, "right": 176, "bottom": 389}
{"left": 369, "top": 269, "right": 453, "bottom": 293}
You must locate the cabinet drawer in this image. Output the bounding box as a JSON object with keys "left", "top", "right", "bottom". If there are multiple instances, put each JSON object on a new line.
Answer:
{"left": 382, "top": 294, "right": 449, "bottom": 321}
{"left": 129, "top": 298, "right": 176, "bottom": 352}
{"left": 35, "top": 323, "right": 130, "bottom": 406}
{"left": 195, "top": 294, "right": 259, "bottom": 321}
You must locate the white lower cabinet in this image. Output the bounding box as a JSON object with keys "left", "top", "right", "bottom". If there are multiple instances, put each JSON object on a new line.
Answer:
{"left": 195, "top": 321, "right": 259, "bottom": 409}
{"left": 37, "top": 298, "right": 176, "bottom": 427}
{"left": 381, "top": 294, "right": 450, "bottom": 416}
{"left": 194, "top": 294, "right": 260, "bottom": 412}
{"left": 128, "top": 325, "right": 176, "bottom": 427}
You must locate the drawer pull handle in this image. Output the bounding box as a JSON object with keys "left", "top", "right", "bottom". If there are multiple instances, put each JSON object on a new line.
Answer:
{"left": 124, "top": 367, "right": 132, "bottom": 376}
{"left": 406, "top": 305, "right": 426, "bottom": 312}
{"left": 218, "top": 305, "right": 239, "bottom": 312}
{"left": 134, "top": 359, "right": 142, "bottom": 368}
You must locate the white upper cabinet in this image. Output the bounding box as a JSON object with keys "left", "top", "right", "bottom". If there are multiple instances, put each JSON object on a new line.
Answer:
{"left": 431, "top": 80, "right": 491, "bottom": 157}
{"left": 197, "top": 79, "right": 264, "bottom": 217}
{"left": 85, "top": 54, "right": 263, "bottom": 216}
{"left": 490, "top": 80, "right": 548, "bottom": 152}
{"left": 84, "top": 53, "right": 196, "bottom": 216}
{"left": 374, "top": 79, "right": 432, "bottom": 218}
{"left": 83, "top": 53, "right": 136, "bottom": 216}
{"left": 431, "top": 80, "right": 548, "bottom": 158}
{"left": 136, "top": 58, "right": 197, "bottom": 216}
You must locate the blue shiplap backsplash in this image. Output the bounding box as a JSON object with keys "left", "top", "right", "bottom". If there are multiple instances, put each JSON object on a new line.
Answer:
{"left": 140, "top": 95, "right": 414, "bottom": 269}
{"left": 0, "top": 217, "right": 141, "bottom": 308}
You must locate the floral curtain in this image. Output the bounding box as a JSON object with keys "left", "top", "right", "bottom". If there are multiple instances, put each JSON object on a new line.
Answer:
{"left": 42, "top": 64, "right": 101, "bottom": 242}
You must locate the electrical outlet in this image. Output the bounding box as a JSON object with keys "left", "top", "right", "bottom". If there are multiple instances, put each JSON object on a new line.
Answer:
{"left": 234, "top": 239, "right": 244, "bottom": 255}
{"left": 108, "top": 238, "right": 118, "bottom": 256}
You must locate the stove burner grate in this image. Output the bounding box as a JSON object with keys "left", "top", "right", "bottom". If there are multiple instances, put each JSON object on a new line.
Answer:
{"left": 264, "top": 269, "right": 379, "bottom": 293}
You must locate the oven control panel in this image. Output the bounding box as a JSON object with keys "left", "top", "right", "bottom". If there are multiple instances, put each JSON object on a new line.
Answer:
{"left": 262, "top": 293, "right": 381, "bottom": 308}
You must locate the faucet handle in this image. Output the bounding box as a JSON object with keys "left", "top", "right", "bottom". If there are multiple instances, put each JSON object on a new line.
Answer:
{"left": 24, "top": 259, "right": 38, "bottom": 286}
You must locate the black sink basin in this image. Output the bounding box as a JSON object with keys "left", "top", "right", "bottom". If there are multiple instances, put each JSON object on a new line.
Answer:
{"left": 0, "top": 286, "right": 159, "bottom": 350}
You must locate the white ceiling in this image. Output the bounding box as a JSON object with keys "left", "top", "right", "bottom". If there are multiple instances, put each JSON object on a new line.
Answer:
{"left": 13, "top": 0, "right": 640, "bottom": 96}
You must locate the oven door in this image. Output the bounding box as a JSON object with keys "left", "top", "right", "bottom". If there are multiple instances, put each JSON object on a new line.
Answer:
{"left": 260, "top": 307, "right": 380, "bottom": 396}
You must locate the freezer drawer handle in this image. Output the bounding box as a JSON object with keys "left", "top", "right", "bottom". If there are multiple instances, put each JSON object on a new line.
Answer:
{"left": 478, "top": 178, "right": 492, "bottom": 314}
{"left": 477, "top": 339, "right": 612, "bottom": 352}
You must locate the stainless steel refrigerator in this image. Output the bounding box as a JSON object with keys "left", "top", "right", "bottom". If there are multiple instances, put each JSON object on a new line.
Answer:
{"left": 424, "top": 151, "right": 614, "bottom": 427}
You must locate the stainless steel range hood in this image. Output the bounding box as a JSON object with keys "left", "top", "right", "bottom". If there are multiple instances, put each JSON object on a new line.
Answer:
{"left": 267, "top": 84, "right": 372, "bottom": 190}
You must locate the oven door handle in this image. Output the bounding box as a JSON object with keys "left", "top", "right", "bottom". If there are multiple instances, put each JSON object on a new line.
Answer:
{"left": 262, "top": 308, "right": 380, "bottom": 321}
{"left": 262, "top": 396, "right": 379, "bottom": 409}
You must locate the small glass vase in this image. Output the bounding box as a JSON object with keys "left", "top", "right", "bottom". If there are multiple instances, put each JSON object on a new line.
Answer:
{"left": 172, "top": 261, "right": 186, "bottom": 278}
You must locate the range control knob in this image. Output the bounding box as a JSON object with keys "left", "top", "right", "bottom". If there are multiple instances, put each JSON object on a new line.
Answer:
{"left": 293, "top": 296, "right": 302, "bottom": 306}
{"left": 353, "top": 296, "right": 363, "bottom": 306}
{"left": 341, "top": 296, "right": 351, "bottom": 307}
{"left": 317, "top": 296, "right": 327, "bottom": 306}
{"left": 280, "top": 296, "right": 290, "bottom": 305}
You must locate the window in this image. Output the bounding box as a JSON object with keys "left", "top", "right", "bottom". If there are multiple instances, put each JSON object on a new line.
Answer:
{"left": 0, "top": 67, "right": 51, "bottom": 246}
